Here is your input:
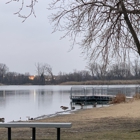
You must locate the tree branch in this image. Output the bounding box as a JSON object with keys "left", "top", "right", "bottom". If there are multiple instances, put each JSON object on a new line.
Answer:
{"left": 121, "top": 1, "right": 140, "bottom": 55}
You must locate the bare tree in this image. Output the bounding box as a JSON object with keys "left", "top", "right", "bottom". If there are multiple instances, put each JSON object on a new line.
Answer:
{"left": 0, "top": 63, "right": 9, "bottom": 77}
{"left": 35, "top": 63, "right": 46, "bottom": 76}
{"left": 118, "top": 62, "right": 131, "bottom": 78}
{"left": 35, "top": 63, "right": 54, "bottom": 83}
{"left": 8, "top": 0, "right": 140, "bottom": 64}
{"left": 109, "top": 62, "right": 131, "bottom": 79}
{"left": 48, "top": 0, "right": 140, "bottom": 63}
{"left": 86, "top": 62, "right": 99, "bottom": 77}
{"left": 79, "top": 70, "right": 91, "bottom": 81}
{"left": 86, "top": 62, "right": 107, "bottom": 79}
{"left": 132, "top": 59, "right": 140, "bottom": 78}
{"left": 0, "top": 63, "right": 9, "bottom": 83}
{"left": 45, "top": 64, "right": 54, "bottom": 83}
{"left": 6, "top": 0, "right": 38, "bottom": 22}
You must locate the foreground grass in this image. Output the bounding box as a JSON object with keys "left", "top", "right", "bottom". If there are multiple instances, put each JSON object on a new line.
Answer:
{"left": 1, "top": 117, "right": 140, "bottom": 140}
{"left": 1, "top": 99, "right": 140, "bottom": 140}
{"left": 1, "top": 130, "right": 140, "bottom": 139}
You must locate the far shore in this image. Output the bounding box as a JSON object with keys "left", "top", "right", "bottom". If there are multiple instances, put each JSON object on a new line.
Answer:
{"left": 0, "top": 79, "right": 140, "bottom": 86}
{"left": 60, "top": 79, "right": 140, "bottom": 85}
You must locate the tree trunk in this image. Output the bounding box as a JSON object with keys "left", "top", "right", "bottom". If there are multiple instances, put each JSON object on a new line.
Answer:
{"left": 121, "top": 1, "right": 140, "bottom": 54}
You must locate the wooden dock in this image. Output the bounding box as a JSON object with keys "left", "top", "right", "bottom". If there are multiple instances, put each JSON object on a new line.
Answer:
{"left": 70, "top": 95, "right": 114, "bottom": 102}
{"left": 70, "top": 86, "right": 115, "bottom": 103}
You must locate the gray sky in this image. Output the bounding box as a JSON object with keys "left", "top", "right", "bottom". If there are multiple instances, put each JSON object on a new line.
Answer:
{"left": 0, "top": 1, "right": 87, "bottom": 75}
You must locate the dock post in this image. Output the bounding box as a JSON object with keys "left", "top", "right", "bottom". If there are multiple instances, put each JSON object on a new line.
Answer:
{"left": 8, "top": 127, "right": 11, "bottom": 140}
{"left": 92, "top": 88, "right": 94, "bottom": 96}
{"left": 84, "top": 88, "right": 86, "bottom": 101}
{"left": 32, "top": 127, "right": 36, "bottom": 140}
{"left": 57, "top": 128, "right": 60, "bottom": 140}
{"left": 70, "top": 87, "right": 72, "bottom": 100}
{"left": 70, "top": 102, "right": 72, "bottom": 110}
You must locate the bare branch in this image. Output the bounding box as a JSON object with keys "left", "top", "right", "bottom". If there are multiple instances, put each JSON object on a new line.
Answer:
{"left": 7, "top": 0, "right": 140, "bottom": 65}
{"left": 6, "top": 0, "right": 38, "bottom": 22}
{"left": 48, "top": 0, "right": 140, "bottom": 65}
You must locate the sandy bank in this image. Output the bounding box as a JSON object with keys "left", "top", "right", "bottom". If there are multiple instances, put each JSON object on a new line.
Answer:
{"left": 39, "top": 99, "right": 140, "bottom": 123}
{"left": 1, "top": 99, "right": 140, "bottom": 140}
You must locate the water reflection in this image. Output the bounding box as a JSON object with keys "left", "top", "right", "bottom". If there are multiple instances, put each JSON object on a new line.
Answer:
{"left": 37, "top": 90, "right": 53, "bottom": 108}
{"left": 0, "top": 86, "right": 72, "bottom": 122}
{"left": 0, "top": 85, "right": 138, "bottom": 122}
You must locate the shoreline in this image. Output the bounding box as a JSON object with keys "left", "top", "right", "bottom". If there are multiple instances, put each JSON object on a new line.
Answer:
{"left": 60, "top": 79, "right": 140, "bottom": 85}
{"left": 1, "top": 79, "right": 140, "bottom": 86}
{"left": 1, "top": 99, "right": 140, "bottom": 139}
{"left": 40, "top": 99, "right": 140, "bottom": 121}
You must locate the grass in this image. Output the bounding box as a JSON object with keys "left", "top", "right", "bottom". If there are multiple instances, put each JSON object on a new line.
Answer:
{"left": 110, "top": 93, "right": 126, "bottom": 104}
{"left": 133, "top": 93, "right": 140, "bottom": 99}
{"left": 1, "top": 130, "right": 140, "bottom": 140}
{"left": 110, "top": 92, "right": 140, "bottom": 104}
{"left": 60, "top": 80, "right": 140, "bottom": 85}
{"left": 1, "top": 118, "right": 140, "bottom": 140}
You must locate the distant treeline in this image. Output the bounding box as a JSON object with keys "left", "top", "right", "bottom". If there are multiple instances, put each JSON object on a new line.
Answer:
{"left": 0, "top": 60, "right": 140, "bottom": 85}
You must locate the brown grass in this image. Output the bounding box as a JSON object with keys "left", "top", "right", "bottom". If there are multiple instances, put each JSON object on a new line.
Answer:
{"left": 110, "top": 93, "right": 126, "bottom": 104}
{"left": 133, "top": 93, "right": 140, "bottom": 99}
{"left": 60, "top": 80, "right": 140, "bottom": 85}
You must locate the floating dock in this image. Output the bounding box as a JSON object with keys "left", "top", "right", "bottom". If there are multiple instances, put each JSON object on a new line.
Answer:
{"left": 70, "top": 87, "right": 115, "bottom": 103}
{"left": 71, "top": 95, "right": 114, "bottom": 102}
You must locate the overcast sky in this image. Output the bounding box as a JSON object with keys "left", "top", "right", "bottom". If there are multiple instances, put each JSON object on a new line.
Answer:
{"left": 0, "top": 1, "right": 87, "bottom": 75}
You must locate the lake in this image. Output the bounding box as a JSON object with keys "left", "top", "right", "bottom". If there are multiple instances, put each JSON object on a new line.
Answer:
{"left": 0, "top": 85, "right": 138, "bottom": 122}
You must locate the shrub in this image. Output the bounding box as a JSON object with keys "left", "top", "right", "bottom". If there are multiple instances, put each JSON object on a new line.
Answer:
{"left": 110, "top": 93, "right": 126, "bottom": 104}
{"left": 133, "top": 93, "right": 140, "bottom": 99}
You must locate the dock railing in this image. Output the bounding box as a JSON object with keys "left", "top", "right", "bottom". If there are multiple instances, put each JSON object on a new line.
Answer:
{"left": 0, "top": 122, "right": 72, "bottom": 140}
{"left": 71, "top": 86, "right": 140, "bottom": 98}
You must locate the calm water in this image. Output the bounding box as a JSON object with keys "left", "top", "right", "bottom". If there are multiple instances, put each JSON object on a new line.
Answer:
{"left": 0, "top": 85, "right": 138, "bottom": 122}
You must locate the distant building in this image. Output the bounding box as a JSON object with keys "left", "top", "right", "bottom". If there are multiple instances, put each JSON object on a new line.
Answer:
{"left": 28, "top": 75, "right": 35, "bottom": 80}
{"left": 28, "top": 75, "right": 58, "bottom": 82}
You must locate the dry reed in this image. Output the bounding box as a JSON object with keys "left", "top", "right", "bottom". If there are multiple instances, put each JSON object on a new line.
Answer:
{"left": 110, "top": 93, "right": 126, "bottom": 104}
{"left": 133, "top": 93, "right": 140, "bottom": 99}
